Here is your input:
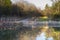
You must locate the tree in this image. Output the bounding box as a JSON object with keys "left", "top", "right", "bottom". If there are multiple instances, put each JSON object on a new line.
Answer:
{"left": 51, "top": 1, "right": 60, "bottom": 20}
{"left": 0, "top": 0, "right": 12, "bottom": 17}
{"left": 16, "top": 2, "right": 43, "bottom": 18}
{"left": 43, "top": 0, "right": 60, "bottom": 21}
{"left": 0, "top": 0, "right": 11, "bottom": 7}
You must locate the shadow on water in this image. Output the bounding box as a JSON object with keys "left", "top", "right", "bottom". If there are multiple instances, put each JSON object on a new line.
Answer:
{"left": 0, "top": 20, "right": 60, "bottom": 40}
{"left": 18, "top": 26, "right": 54, "bottom": 40}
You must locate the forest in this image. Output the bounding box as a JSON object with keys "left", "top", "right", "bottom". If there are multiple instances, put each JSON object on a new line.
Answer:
{"left": 0, "top": 0, "right": 60, "bottom": 20}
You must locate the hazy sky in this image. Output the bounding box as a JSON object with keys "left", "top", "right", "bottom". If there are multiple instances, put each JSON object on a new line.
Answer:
{"left": 11, "top": 0, "right": 53, "bottom": 10}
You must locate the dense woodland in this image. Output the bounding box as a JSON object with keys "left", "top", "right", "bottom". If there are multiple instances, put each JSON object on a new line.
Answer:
{"left": 0, "top": 0, "right": 60, "bottom": 20}
{"left": 43, "top": 0, "right": 60, "bottom": 20}
{"left": 0, "top": 0, "right": 43, "bottom": 18}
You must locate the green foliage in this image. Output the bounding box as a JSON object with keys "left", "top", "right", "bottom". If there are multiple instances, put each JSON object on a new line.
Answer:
{"left": 0, "top": 0, "right": 12, "bottom": 16}
{"left": 53, "top": 27, "right": 60, "bottom": 31}
{"left": 16, "top": 2, "right": 43, "bottom": 18}
{"left": 0, "top": 0, "right": 11, "bottom": 6}
{"left": 51, "top": 1, "right": 60, "bottom": 20}
{"left": 43, "top": 0, "right": 60, "bottom": 21}
{"left": 0, "top": 1, "right": 43, "bottom": 18}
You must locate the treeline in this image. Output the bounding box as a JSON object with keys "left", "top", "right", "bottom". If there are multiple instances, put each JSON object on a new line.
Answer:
{"left": 0, "top": 0, "right": 60, "bottom": 20}
{"left": 43, "top": 0, "right": 60, "bottom": 21}
{"left": 0, "top": 0, "right": 43, "bottom": 18}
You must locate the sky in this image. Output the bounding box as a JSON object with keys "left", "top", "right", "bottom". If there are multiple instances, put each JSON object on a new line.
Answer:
{"left": 11, "top": 0, "right": 53, "bottom": 10}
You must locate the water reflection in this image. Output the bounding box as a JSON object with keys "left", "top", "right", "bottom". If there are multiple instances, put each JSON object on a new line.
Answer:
{"left": 47, "top": 36, "right": 54, "bottom": 40}
{"left": 36, "top": 32, "right": 54, "bottom": 40}
{"left": 36, "top": 32, "right": 46, "bottom": 40}
{"left": 0, "top": 20, "right": 59, "bottom": 40}
{"left": 35, "top": 27, "right": 54, "bottom": 40}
